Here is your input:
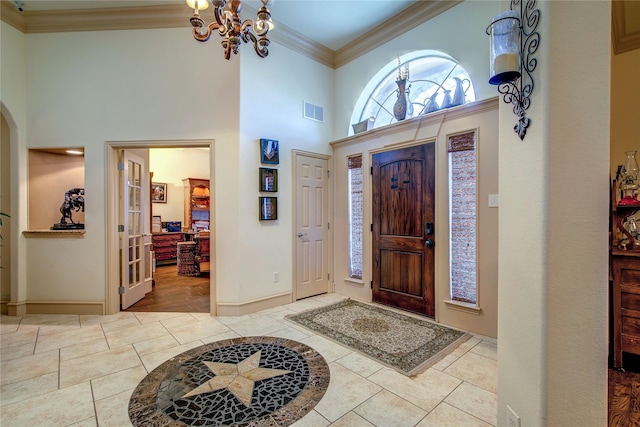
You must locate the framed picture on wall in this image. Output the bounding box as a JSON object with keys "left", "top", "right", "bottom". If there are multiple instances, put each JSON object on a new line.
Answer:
{"left": 259, "top": 168, "right": 278, "bottom": 192}
{"left": 151, "top": 182, "right": 167, "bottom": 203}
{"left": 260, "top": 138, "right": 279, "bottom": 165}
{"left": 259, "top": 197, "right": 277, "bottom": 220}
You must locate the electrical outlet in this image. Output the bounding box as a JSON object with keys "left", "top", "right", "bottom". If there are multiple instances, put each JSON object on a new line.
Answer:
{"left": 507, "top": 405, "right": 521, "bottom": 427}
{"left": 488, "top": 194, "right": 500, "bottom": 207}
{"left": 273, "top": 272, "right": 279, "bottom": 282}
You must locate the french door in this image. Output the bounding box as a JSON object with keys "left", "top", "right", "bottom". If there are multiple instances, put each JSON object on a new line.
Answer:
{"left": 120, "top": 151, "right": 150, "bottom": 309}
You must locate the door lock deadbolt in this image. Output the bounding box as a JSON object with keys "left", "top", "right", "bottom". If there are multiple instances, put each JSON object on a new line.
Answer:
{"left": 426, "top": 222, "right": 433, "bottom": 235}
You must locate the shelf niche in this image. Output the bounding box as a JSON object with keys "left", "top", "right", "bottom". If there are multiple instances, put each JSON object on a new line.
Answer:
{"left": 28, "top": 149, "right": 85, "bottom": 232}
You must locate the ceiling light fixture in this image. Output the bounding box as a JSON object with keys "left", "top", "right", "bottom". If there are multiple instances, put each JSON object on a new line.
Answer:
{"left": 65, "top": 149, "right": 84, "bottom": 155}
{"left": 186, "top": 0, "right": 275, "bottom": 60}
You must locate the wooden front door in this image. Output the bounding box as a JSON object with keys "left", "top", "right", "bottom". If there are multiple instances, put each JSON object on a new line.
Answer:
{"left": 372, "top": 143, "right": 435, "bottom": 317}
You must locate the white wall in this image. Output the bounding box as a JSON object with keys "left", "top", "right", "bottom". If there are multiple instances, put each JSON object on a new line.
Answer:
{"left": 21, "top": 27, "right": 240, "bottom": 304}
{"left": 0, "top": 22, "right": 28, "bottom": 311}
{"left": 334, "top": 0, "right": 500, "bottom": 140}
{"left": 497, "top": 1, "right": 609, "bottom": 425}
{"left": 1, "top": 114, "right": 10, "bottom": 301}
{"left": 233, "top": 40, "right": 334, "bottom": 304}
{"left": 150, "top": 148, "right": 210, "bottom": 225}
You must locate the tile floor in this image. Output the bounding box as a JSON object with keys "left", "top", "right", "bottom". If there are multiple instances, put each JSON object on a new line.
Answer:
{"left": 0, "top": 294, "right": 497, "bottom": 427}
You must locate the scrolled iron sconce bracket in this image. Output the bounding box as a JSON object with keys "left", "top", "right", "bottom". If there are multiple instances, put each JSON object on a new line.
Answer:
{"left": 488, "top": 0, "right": 540, "bottom": 140}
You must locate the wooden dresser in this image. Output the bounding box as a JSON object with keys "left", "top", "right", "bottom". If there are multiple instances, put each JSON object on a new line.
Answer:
{"left": 195, "top": 233, "right": 210, "bottom": 273}
{"left": 612, "top": 252, "right": 640, "bottom": 368}
{"left": 152, "top": 232, "right": 185, "bottom": 265}
{"left": 610, "top": 180, "right": 640, "bottom": 368}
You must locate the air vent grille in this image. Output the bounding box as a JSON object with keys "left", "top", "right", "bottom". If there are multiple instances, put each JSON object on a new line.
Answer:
{"left": 303, "top": 101, "right": 324, "bottom": 123}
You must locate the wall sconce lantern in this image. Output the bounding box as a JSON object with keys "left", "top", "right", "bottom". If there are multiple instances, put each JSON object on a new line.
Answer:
{"left": 487, "top": 0, "right": 540, "bottom": 140}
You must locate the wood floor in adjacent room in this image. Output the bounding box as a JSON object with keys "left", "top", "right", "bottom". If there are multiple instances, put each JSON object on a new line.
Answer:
{"left": 124, "top": 264, "right": 210, "bottom": 313}
{"left": 609, "top": 353, "right": 640, "bottom": 426}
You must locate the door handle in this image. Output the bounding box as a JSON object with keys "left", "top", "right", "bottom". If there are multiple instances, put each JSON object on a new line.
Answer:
{"left": 425, "top": 239, "right": 434, "bottom": 249}
{"left": 297, "top": 233, "right": 307, "bottom": 238}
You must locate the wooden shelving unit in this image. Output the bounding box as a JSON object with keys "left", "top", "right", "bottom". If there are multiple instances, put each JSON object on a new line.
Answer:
{"left": 183, "top": 178, "right": 210, "bottom": 232}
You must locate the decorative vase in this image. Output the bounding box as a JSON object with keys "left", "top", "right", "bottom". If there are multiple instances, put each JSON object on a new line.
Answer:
{"left": 441, "top": 89, "right": 453, "bottom": 109}
{"left": 422, "top": 92, "right": 440, "bottom": 114}
{"left": 451, "top": 77, "right": 470, "bottom": 107}
{"left": 619, "top": 150, "right": 639, "bottom": 205}
{"left": 405, "top": 88, "right": 414, "bottom": 118}
{"left": 393, "top": 78, "right": 408, "bottom": 121}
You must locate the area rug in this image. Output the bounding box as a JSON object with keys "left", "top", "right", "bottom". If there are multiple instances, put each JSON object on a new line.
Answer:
{"left": 129, "top": 336, "right": 329, "bottom": 427}
{"left": 286, "top": 299, "right": 471, "bottom": 376}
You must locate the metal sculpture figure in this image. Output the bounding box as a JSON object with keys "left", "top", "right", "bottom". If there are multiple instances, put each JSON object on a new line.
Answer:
{"left": 52, "top": 188, "right": 85, "bottom": 230}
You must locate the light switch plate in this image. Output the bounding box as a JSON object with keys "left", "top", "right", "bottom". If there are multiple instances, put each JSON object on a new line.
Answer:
{"left": 507, "top": 405, "right": 521, "bottom": 427}
{"left": 488, "top": 194, "right": 500, "bottom": 207}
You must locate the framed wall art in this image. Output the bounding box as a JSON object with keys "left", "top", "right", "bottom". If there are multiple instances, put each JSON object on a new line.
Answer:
{"left": 260, "top": 138, "right": 279, "bottom": 165}
{"left": 151, "top": 182, "right": 167, "bottom": 203}
{"left": 259, "top": 197, "right": 278, "bottom": 221}
{"left": 259, "top": 168, "right": 278, "bottom": 192}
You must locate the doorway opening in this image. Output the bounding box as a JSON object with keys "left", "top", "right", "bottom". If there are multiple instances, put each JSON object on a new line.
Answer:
{"left": 105, "top": 140, "right": 215, "bottom": 315}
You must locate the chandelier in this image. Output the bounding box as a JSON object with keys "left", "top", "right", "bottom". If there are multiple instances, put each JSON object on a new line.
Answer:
{"left": 187, "top": 0, "right": 274, "bottom": 60}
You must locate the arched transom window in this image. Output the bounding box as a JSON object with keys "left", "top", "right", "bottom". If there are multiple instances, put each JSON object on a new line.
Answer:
{"left": 350, "top": 51, "right": 476, "bottom": 134}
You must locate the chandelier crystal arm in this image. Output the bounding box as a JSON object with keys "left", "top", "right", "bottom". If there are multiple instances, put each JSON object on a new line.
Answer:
{"left": 187, "top": 0, "right": 273, "bottom": 60}
{"left": 240, "top": 21, "right": 270, "bottom": 58}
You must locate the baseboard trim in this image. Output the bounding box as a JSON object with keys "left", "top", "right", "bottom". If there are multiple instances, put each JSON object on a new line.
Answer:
{"left": 216, "top": 292, "right": 292, "bottom": 317}
{"left": 1, "top": 300, "right": 104, "bottom": 316}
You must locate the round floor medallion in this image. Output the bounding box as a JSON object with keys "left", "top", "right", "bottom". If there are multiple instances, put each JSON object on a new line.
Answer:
{"left": 129, "top": 336, "right": 330, "bottom": 426}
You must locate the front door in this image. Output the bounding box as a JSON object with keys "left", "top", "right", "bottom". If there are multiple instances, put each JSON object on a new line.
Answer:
{"left": 120, "top": 151, "right": 148, "bottom": 309}
{"left": 294, "top": 152, "right": 330, "bottom": 299}
{"left": 372, "top": 143, "right": 435, "bottom": 317}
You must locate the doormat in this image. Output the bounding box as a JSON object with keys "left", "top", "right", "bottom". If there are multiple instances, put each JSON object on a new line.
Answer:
{"left": 286, "top": 299, "right": 471, "bottom": 376}
{"left": 129, "top": 336, "right": 329, "bottom": 427}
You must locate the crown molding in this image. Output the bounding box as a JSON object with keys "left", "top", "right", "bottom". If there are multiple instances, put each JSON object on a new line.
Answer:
{"left": 0, "top": 0, "right": 464, "bottom": 68}
{"left": 612, "top": 1, "right": 640, "bottom": 55}
{"left": 15, "top": 4, "right": 187, "bottom": 33}
{"left": 268, "top": 24, "right": 334, "bottom": 68}
{"left": 334, "top": 0, "right": 463, "bottom": 68}
{"left": 1, "top": 1, "right": 26, "bottom": 32}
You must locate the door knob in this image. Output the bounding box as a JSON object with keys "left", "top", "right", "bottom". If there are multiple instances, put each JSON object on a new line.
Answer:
{"left": 297, "top": 233, "right": 307, "bottom": 238}
{"left": 425, "top": 239, "right": 434, "bottom": 248}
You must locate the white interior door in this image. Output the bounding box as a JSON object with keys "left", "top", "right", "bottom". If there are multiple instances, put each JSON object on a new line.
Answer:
{"left": 120, "top": 151, "right": 147, "bottom": 309}
{"left": 294, "top": 152, "right": 330, "bottom": 299}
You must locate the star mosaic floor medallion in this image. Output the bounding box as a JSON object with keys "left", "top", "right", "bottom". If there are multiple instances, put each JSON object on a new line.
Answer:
{"left": 129, "top": 336, "right": 330, "bottom": 427}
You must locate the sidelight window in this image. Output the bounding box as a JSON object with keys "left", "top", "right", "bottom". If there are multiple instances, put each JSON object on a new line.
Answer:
{"left": 448, "top": 132, "right": 477, "bottom": 304}
{"left": 348, "top": 155, "right": 363, "bottom": 279}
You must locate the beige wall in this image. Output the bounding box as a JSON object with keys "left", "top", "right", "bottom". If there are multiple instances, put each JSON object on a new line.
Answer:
{"left": 331, "top": 98, "right": 499, "bottom": 338}
{"left": 498, "top": 2, "right": 610, "bottom": 424}
{"left": 1, "top": 114, "right": 10, "bottom": 301}
{"left": 149, "top": 148, "right": 210, "bottom": 226}
{"left": 28, "top": 150, "right": 84, "bottom": 230}
{"left": 611, "top": 48, "right": 640, "bottom": 175}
